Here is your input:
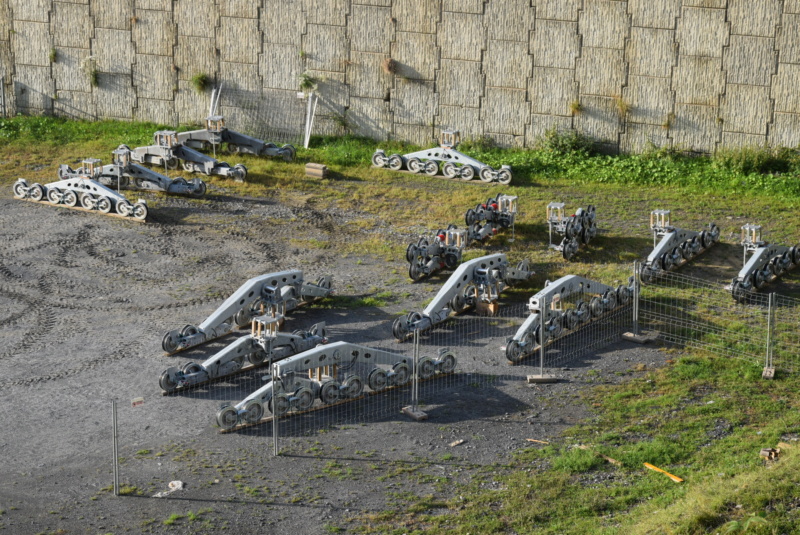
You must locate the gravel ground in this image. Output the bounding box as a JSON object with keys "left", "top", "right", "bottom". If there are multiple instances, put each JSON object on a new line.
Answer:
{"left": 0, "top": 184, "right": 671, "bottom": 535}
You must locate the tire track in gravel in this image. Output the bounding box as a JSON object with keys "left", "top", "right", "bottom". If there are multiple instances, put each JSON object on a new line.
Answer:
{"left": 0, "top": 344, "right": 137, "bottom": 390}
{"left": 0, "top": 278, "right": 54, "bottom": 361}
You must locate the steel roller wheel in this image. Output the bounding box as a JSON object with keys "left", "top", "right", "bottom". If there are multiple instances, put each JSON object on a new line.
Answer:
{"left": 162, "top": 331, "right": 179, "bottom": 353}
{"left": 392, "top": 317, "right": 410, "bottom": 340}
{"left": 248, "top": 349, "right": 267, "bottom": 365}
{"left": 459, "top": 165, "right": 475, "bottom": 181}
{"left": 465, "top": 208, "right": 477, "bottom": 226}
{"left": 280, "top": 144, "right": 296, "bottom": 162}
{"left": 47, "top": 188, "right": 62, "bottom": 204}
{"left": 505, "top": 340, "right": 524, "bottom": 363}
{"left": 688, "top": 237, "right": 701, "bottom": 256}
{"left": 29, "top": 184, "right": 44, "bottom": 202}
{"left": 60, "top": 189, "right": 76, "bottom": 207}
{"left": 639, "top": 263, "right": 656, "bottom": 285}
{"left": 680, "top": 241, "right": 692, "bottom": 260}
{"left": 771, "top": 256, "right": 785, "bottom": 277}
{"left": 371, "top": 151, "right": 387, "bottom": 167}
{"left": 406, "top": 311, "right": 423, "bottom": 328}
{"left": 699, "top": 230, "right": 709, "bottom": 250}
{"left": 438, "top": 352, "right": 457, "bottom": 374}
{"left": 449, "top": 291, "right": 468, "bottom": 314}
{"left": 407, "top": 157, "right": 422, "bottom": 174}
{"left": 391, "top": 362, "right": 411, "bottom": 386}
{"left": 616, "top": 285, "right": 631, "bottom": 306}
{"left": 368, "top": 367, "right": 389, "bottom": 391}
{"left": 132, "top": 202, "right": 148, "bottom": 220}
{"left": 133, "top": 177, "right": 147, "bottom": 189}
{"left": 116, "top": 199, "right": 132, "bottom": 216}
{"left": 268, "top": 394, "right": 290, "bottom": 416}
{"left": 387, "top": 154, "right": 403, "bottom": 171}
{"left": 159, "top": 370, "right": 179, "bottom": 392}
{"left": 242, "top": 400, "right": 264, "bottom": 424}
{"left": 444, "top": 252, "right": 460, "bottom": 270}
{"left": 424, "top": 160, "right": 438, "bottom": 176}
{"left": 165, "top": 157, "right": 179, "bottom": 170}
{"left": 319, "top": 380, "right": 341, "bottom": 404}
{"left": 705, "top": 224, "right": 720, "bottom": 247}
{"left": 181, "top": 324, "right": 199, "bottom": 338}
{"left": 562, "top": 238, "right": 579, "bottom": 261}
{"left": 190, "top": 179, "right": 207, "bottom": 198}
{"left": 661, "top": 252, "right": 674, "bottom": 271}
{"left": 227, "top": 356, "right": 244, "bottom": 374}
{"left": 496, "top": 169, "right": 512, "bottom": 185}
{"left": 97, "top": 196, "right": 112, "bottom": 214}
{"left": 580, "top": 228, "right": 592, "bottom": 246}
{"left": 442, "top": 162, "right": 457, "bottom": 178}
{"left": 752, "top": 269, "right": 768, "bottom": 290}
{"left": 479, "top": 166, "right": 495, "bottom": 183}
{"left": 342, "top": 375, "right": 364, "bottom": 398}
{"left": 406, "top": 243, "right": 418, "bottom": 263}
{"left": 731, "top": 279, "right": 748, "bottom": 303}
{"left": 293, "top": 387, "right": 315, "bottom": 410}
{"left": 182, "top": 161, "right": 195, "bottom": 172}
{"left": 216, "top": 406, "right": 239, "bottom": 430}
{"left": 182, "top": 362, "right": 202, "bottom": 375}
{"left": 224, "top": 143, "right": 240, "bottom": 155}
{"left": 408, "top": 261, "right": 424, "bottom": 282}
{"left": 603, "top": 290, "right": 617, "bottom": 311}
{"left": 547, "top": 315, "right": 563, "bottom": 339}
{"left": 563, "top": 309, "right": 580, "bottom": 331}
{"left": 12, "top": 181, "right": 27, "bottom": 198}
{"left": 417, "top": 356, "right": 435, "bottom": 380}
{"left": 234, "top": 308, "right": 253, "bottom": 328}
{"left": 418, "top": 237, "right": 429, "bottom": 248}
{"left": 80, "top": 193, "right": 96, "bottom": 210}
{"left": 589, "top": 296, "right": 604, "bottom": 318}
{"left": 576, "top": 301, "right": 590, "bottom": 323}
{"left": 233, "top": 164, "right": 247, "bottom": 181}
{"left": 792, "top": 246, "right": 800, "bottom": 265}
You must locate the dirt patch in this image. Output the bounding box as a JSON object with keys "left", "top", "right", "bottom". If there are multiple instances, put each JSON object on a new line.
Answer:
{"left": 0, "top": 184, "right": 670, "bottom": 534}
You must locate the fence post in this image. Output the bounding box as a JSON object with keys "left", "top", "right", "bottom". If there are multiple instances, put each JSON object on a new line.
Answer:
{"left": 539, "top": 294, "right": 547, "bottom": 377}
{"left": 764, "top": 292, "right": 775, "bottom": 379}
{"left": 632, "top": 261, "right": 640, "bottom": 336}
{"left": 111, "top": 400, "right": 119, "bottom": 496}
{"left": 412, "top": 328, "right": 420, "bottom": 412}
{"left": 272, "top": 362, "right": 280, "bottom": 456}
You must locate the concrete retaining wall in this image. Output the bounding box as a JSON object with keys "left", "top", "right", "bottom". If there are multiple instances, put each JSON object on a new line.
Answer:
{"left": 2, "top": 0, "right": 799, "bottom": 153}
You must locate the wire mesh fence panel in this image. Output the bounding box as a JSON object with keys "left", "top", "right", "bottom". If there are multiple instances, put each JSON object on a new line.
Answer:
{"left": 638, "top": 269, "right": 769, "bottom": 364}
{"left": 773, "top": 293, "right": 800, "bottom": 375}
{"left": 217, "top": 88, "right": 305, "bottom": 146}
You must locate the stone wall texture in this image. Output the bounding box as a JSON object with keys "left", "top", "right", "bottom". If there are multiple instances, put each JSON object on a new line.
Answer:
{"left": 2, "top": 0, "right": 800, "bottom": 153}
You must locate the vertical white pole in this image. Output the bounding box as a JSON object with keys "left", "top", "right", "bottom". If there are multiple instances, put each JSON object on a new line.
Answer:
{"left": 112, "top": 400, "right": 119, "bottom": 497}
{"left": 272, "top": 363, "right": 279, "bottom": 456}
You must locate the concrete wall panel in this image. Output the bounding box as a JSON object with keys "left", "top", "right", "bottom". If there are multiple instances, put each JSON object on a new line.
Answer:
{"left": 393, "top": 79, "right": 436, "bottom": 125}
{"left": 533, "top": 0, "right": 580, "bottom": 21}
{"left": 721, "top": 84, "right": 771, "bottom": 134}
{"left": 133, "top": 53, "right": 174, "bottom": 100}
{"left": 626, "top": 75, "right": 673, "bottom": 125}
{"left": 485, "top": 0, "right": 534, "bottom": 40}
{"left": 135, "top": 97, "right": 177, "bottom": 124}
{"left": 53, "top": 3, "right": 92, "bottom": 49}
{"left": 174, "top": 0, "right": 216, "bottom": 38}
{"left": 525, "top": 114, "right": 573, "bottom": 147}
{"left": 579, "top": 1, "right": 628, "bottom": 50}
{"left": 724, "top": 35, "right": 776, "bottom": 86}
{"left": 175, "top": 80, "right": 210, "bottom": 125}
{"left": 218, "top": 17, "right": 260, "bottom": 64}
{"left": 392, "top": 31, "right": 437, "bottom": 80}
{"left": 438, "top": 12, "right": 483, "bottom": 62}
{"left": 628, "top": 0, "right": 680, "bottom": 29}
{"left": 627, "top": 27, "right": 676, "bottom": 78}
{"left": 220, "top": 61, "right": 261, "bottom": 92}
{"left": 393, "top": 123, "right": 434, "bottom": 146}
{"left": 349, "top": 96, "right": 391, "bottom": 140}
{"left": 309, "top": 70, "right": 348, "bottom": 117}
{"left": 482, "top": 87, "right": 528, "bottom": 136}
{"left": 531, "top": 20, "right": 579, "bottom": 69}
{"left": 9, "top": 0, "right": 50, "bottom": 23}
{"left": 53, "top": 90, "right": 95, "bottom": 120}
{"left": 304, "top": 24, "right": 348, "bottom": 73}
{"left": 135, "top": 0, "right": 171, "bottom": 11}
{"left": 94, "top": 73, "right": 134, "bottom": 118}
{"left": 261, "top": 44, "right": 303, "bottom": 91}
{"left": 483, "top": 40, "right": 530, "bottom": 90}
{"left": 262, "top": 0, "right": 304, "bottom": 45}
{"left": 620, "top": 123, "right": 671, "bottom": 153}
{"left": 132, "top": 9, "right": 174, "bottom": 56}
{"left": 175, "top": 36, "right": 217, "bottom": 82}
{"left": 442, "top": 0, "right": 482, "bottom": 14}
{"left": 573, "top": 95, "right": 619, "bottom": 143}
{"left": 769, "top": 112, "right": 800, "bottom": 148}
{"left": 93, "top": 29, "right": 134, "bottom": 75}
{"left": 53, "top": 47, "right": 92, "bottom": 92}
{"left": 350, "top": 5, "right": 393, "bottom": 54}
{"left": 529, "top": 67, "right": 576, "bottom": 116}
{"left": 15, "top": 65, "right": 53, "bottom": 111}
{"left": 437, "top": 59, "right": 482, "bottom": 108}
{"left": 219, "top": 0, "right": 258, "bottom": 19}
{"left": 437, "top": 105, "right": 482, "bottom": 140}
{"left": 12, "top": 21, "right": 51, "bottom": 67}
{"left": 347, "top": 51, "right": 392, "bottom": 99}
{"left": 721, "top": 131, "right": 767, "bottom": 148}
{"left": 728, "top": 0, "right": 780, "bottom": 37}
{"left": 776, "top": 15, "right": 800, "bottom": 64}
{"left": 304, "top": 0, "right": 348, "bottom": 26}
{"left": 94, "top": 0, "right": 133, "bottom": 30}
{"left": 672, "top": 103, "right": 719, "bottom": 152}
{"left": 673, "top": 55, "right": 724, "bottom": 105}
{"left": 676, "top": 7, "right": 729, "bottom": 57}
{"left": 393, "top": 0, "right": 439, "bottom": 34}
{"left": 772, "top": 63, "right": 800, "bottom": 112}
{"left": 576, "top": 47, "right": 625, "bottom": 96}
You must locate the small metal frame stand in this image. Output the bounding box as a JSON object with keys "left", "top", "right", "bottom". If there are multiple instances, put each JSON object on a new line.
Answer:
{"left": 547, "top": 202, "right": 598, "bottom": 261}
{"left": 527, "top": 294, "right": 558, "bottom": 383}
{"left": 741, "top": 224, "right": 764, "bottom": 264}
{"left": 650, "top": 209, "right": 672, "bottom": 247}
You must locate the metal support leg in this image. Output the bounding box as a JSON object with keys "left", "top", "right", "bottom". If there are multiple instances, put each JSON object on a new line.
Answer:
{"left": 539, "top": 295, "right": 546, "bottom": 377}
{"left": 412, "top": 329, "right": 419, "bottom": 412}
{"left": 764, "top": 292, "right": 775, "bottom": 379}
{"left": 272, "top": 362, "right": 280, "bottom": 455}
{"left": 633, "top": 261, "right": 640, "bottom": 336}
